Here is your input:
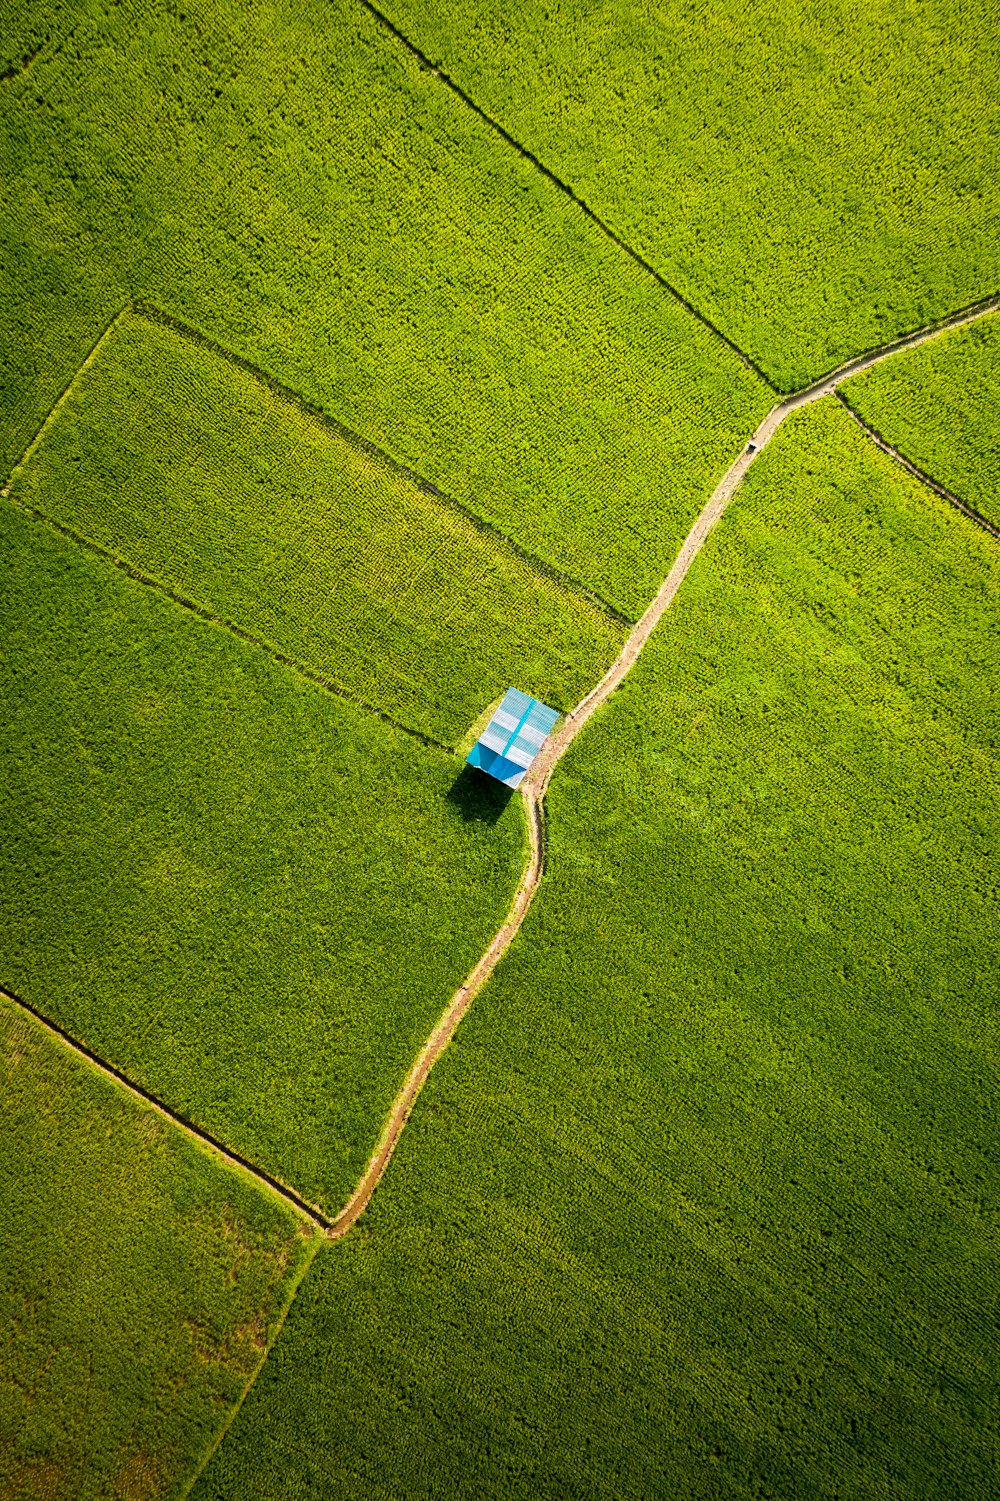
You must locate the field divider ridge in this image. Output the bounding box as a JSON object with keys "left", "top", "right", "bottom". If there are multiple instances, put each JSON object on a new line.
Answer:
{"left": 1, "top": 303, "right": 130, "bottom": 495}
{"left": 133, "top": 301, "right": 634, "bottom": 629}
{"left": 326, "top": 289, "right": 1000, "bottom": 1240}
{"left": 359, "top": 0, "right": 776, "bottom": 391}
{"left": 4, "top": 491, "right": 452, "bottom": 753}
{"left": 834, "top": 391, "right": 1000, "bottom": 540}
{"left": 0, "top": 984, "right": 333, "bottom": 1230}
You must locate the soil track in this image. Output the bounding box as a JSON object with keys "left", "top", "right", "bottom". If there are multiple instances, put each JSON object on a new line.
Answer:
{"left": 327, "top": 288, "right": 1000, "bottom": 1239}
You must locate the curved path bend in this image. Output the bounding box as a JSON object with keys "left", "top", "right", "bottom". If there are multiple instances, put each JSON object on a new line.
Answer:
{"left": 328, "top": 289, "right": 999, "bottom": 1239}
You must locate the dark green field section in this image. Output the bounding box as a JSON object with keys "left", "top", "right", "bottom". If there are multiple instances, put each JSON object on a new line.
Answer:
{"left": 384, "top": 0, "right": 1000, "bottom": 389}
{"left": 196, "top": 401, "right": 1000, "bottom": 1499}
{"left": 842, "top": 311, "right": 1000, "bottom": 528}
{"left": 9, "top": 310, "right": 624, "bottom": 745}
{"left": 0, "top": 993, "right": 318, "bottom": 1500}
{"left": 0, "top": 0, "right": 769, "bottom": 620}
{"left": 0, "top": 498, "right": 524, "bottom": 1212}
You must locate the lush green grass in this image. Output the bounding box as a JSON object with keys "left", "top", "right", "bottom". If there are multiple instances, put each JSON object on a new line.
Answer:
{"left": 9, "top": 310, "right": 624, "bottom": 745}
{"left": 0, "top": 0, "right": 768, "bottom": 619}
{"left": 0, "top": 992, "right": 319, "bottom": 1500}
{"left": 384, "top": 0, "right": 999, "bottom": 389}
{"left": 0, "top": 496, "right": 524, "bottom": 1212}
{"left": 196, "top": 400, "right": 1000, "bottom": 1499}
{"left": 842, "top": 312, "right": 1000, "bottom": 526}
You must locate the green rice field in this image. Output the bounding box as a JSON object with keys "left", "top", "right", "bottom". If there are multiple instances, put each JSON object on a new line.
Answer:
{"left": 7, "top": 308, "right": 624, "bottom": 745}
{"left": 383, "top": 0, "right": 999, "bottom": 388}
{"left": 0, "top": 992, "right": 319, "bottom": 1499}
{"left": 1, "top": 0, "right": 769, "bottom": 618}
{"left": 0, "top": 496, "right": 523, "bottom": 1211}
{"left": 3, "top": 0, "right": 998, "bottom": 1492}
{"left": 842, "top": 311, "right": 1000, "bottom": 527}
{"left": 194, "top": 399, "right": 1000, "bottom": 1499}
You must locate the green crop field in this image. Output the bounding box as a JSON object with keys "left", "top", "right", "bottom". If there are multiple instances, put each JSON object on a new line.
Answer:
{"left": 383, "top": 0, "right": 999, "bottom": 388}
{"left": 7, "top": 308, "right": 624, "bottom": 745}
{"left": 0, "top": 992, "right": 319, "bottom": 1499}
{"left": 194, "top": 400, "right": 1000, "bottom": 1499}
{"left": 842, "top": 312, "right": 1000, "bottom": 528}
{"left": 0, "top": 0, "right": 769, "bottom": 619}
{"left": 5, "top": 0, "right": 999, "bottom": 1491}
{"left": 0, "top": 496, "right": 524, "bottom": 1212}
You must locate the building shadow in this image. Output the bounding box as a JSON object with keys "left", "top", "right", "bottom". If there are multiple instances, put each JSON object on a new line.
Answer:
{"left": 446, "top": 763, "right": 514, "bottom": 825}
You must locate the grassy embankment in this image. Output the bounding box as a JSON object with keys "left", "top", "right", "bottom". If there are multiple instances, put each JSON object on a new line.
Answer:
{"left": 7, "top": 310, "right": 624, "bottom": 746}
{"left": 384, "top": 0, "right": 998, "bottom": 388}
{"left": 196, "top": 399, "right": 1000, "bottom": 1499}
{"left": 0, "top": 992, "right": 319, "bottom": 1499}
{"left": 841, "top": 311, "right": 1000, "bottom": 527}
{"left": 1, "top": 0, "right": 768, "bottom": 619}
{"left": 0, "top": 497, "right": 525, "bottom": 1213}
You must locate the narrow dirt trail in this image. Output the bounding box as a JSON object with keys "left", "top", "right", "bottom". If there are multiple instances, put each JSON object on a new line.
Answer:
{"left": 327, "top": 288, "right": 1000, "bottom": 1240}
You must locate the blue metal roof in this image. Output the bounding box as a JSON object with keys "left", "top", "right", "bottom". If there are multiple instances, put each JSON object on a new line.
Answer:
{"left": 466, "top": 687, "right": 560, "bottom": 789}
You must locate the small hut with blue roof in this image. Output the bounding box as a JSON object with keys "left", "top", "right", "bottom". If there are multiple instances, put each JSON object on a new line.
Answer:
{"left": 466, "top": 687, "right": 560, "bottom": 789}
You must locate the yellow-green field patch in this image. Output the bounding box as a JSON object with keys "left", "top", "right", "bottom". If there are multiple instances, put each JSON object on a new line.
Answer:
{"left": 9, "top": 310, "right": 626, "bottom": 745}
{"left": 0, "top": 993, "right": 319, "bottom": 1500}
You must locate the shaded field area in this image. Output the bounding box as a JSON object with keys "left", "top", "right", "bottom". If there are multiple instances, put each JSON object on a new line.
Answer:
{"left": 0, "top": 0, "right": 768, "bottom": 618}
{"left": 842, "top": 310, "right": 1000, "bottom": 527}
{"left": 196, "top": 401, "right": 1000, "bottom": 1499}
{"left": 383, "top": 0, "right": 999, "bottom": 388}
{"left": 8, "top": 310, "right": 624, "bottom": 745}
{"left": 0, "top": 993, "right": 319, "bottom": 1500}
{"left": 0, "top": 497, "right": 524, "bottom": 1212}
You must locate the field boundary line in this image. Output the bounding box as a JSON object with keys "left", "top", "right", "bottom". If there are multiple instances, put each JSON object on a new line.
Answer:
{"left": 1, "top": 38, "right": 45, "bottom": 85}
{"left": 0, "top": 984, "right": 333, "bottom": 1229}
{"left": 179, "top": 1222, "right": 326, "bottom": 1501}
{"left": 326, "top": 289, "right": 1000, "bottom": 1240}
{"left": 359, "top": 1, "right": 775, "bottom": 392}
{"left": 3, "top": 491, "right": 452, "bottom": 753}
{"left": 834, "top": 391, "right": 1000, "bottom": 540}
{"left": 134, "top": 301, "right": 634, "bottom": 628}
{"left": 1, "top": 304, "right": 130, "bottom": 495}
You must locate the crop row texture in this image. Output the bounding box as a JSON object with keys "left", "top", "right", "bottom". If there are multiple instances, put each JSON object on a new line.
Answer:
{"left": 383, "top": 0, "right": 1000, "bottom": 389}
{"left": 0, "top": 498, "right": 524, "bottom": 1212}
{"left": 0, "top": 993, "right": 316, "bottom": 1499}
{"left": 842, "top": 311, "right": 1000, "bottom": 528}
{"left": 9, "top": 311, "right": 625, "bottom": 746}
{"left": 196, "top": 401, "right": 1000, "bottom": 1500}
{"left": 0, "top": 0, "right": 768, "bottom": 619}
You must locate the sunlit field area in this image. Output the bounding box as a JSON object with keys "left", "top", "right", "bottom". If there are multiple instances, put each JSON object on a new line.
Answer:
{"left": 2, "top": 0, "right": 997, "bottom": 1493}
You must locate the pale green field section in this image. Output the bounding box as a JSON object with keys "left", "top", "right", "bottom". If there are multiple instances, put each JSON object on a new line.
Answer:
{"left": 385, "top": 0, "right": 1000, "bottom": 388}
{"left": 842, "top": 311, "right": 1000, "bottom": 527}
{"left": 197, "top": 401, "right": 1000, "bottom": 1499}
{"left": 0, "top": 497, "right": 524, "bottom": 1213}
{"left": 9, "top": 310, "right": 624, "bottom": 745}
{"left": 0, "top": 992, "right": 319, "bottom": 1501}
{"left": 1, "top": 0, "right": 770, "bottom": 619}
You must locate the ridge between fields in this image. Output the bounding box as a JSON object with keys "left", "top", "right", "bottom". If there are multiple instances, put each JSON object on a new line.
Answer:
{"left": 134, "top": 303, "right": 634, "bottom": 629}
{"left": 5, "top": 294, "right": 997, "bottom": 1256}
{"left": 4, "top": 490, "right": 453, "bottom": 753}
{"left": 324, "top": 287, "right": 1000, "bottom": 1240}
{"left": 834, "top": 391, "right": 1000, "bottom": 540}
{"left": 0, "top": 984, "right": 332, "bottom": 1229}
{"left": 361, "top": 0, "right": 776, "bottom": 390}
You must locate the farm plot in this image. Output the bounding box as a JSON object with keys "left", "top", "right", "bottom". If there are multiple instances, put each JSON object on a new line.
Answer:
{"left": 383, "top": 0, "right": 999, "bottom": 389}
{"left": 8, "top": 309, "right": 623, "bottom": 746}
{"left": 0, "top": 0, "right": 769, "bottom": 620}
{"left": 196, "top": 400, "right": 1000, "bottom": 1500}
{"left": 841, "top": 311, "right": 1000, "bottom": 528}
{"left": 0, "top": 992, "right": 319, "bottom": 1500}
{"left": 0, "top": 496, "right": 524, "bottom": 1213}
